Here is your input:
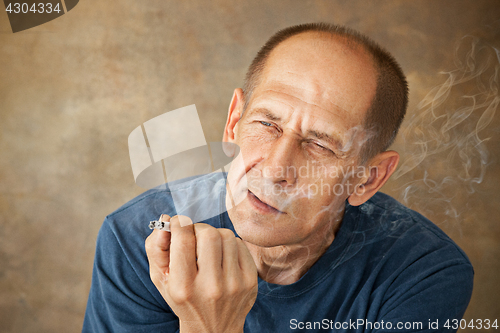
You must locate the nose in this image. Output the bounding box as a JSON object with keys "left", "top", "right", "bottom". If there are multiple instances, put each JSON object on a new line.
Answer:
{"left": 260, "top": 131, "right": 301, "bottom": 186}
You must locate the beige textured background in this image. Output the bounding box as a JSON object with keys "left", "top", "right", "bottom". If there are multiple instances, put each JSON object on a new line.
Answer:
{"left": 1, "top": 1, "right": 499, "bottom": 332}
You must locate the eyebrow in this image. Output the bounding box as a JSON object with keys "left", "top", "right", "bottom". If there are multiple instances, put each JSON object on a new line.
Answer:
{"left": 251, "top": 108, "right": 281, "bottom": 122}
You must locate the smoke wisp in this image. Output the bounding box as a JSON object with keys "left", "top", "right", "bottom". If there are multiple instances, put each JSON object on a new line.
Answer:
{"left": 393, "top": 35, "right": 499, "bottom": 228}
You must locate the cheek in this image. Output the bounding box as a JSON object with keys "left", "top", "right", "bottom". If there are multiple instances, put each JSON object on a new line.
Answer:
{"left": 301, "top": 196, "right": 345, "bottom": 227}
{"left": 235, "top": 135, "right": 275, "bottom": 167}
{"left": 238, "top": 122, "right": 279, "bottom": 145}
{"left": 291, "top": 171, "right": 352, "bottom": 210}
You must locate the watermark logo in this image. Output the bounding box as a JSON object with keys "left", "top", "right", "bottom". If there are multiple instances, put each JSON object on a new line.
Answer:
{"left": 128, "top": 105, "right": 241, "bottom": 223}
{"left": 128, "top": 104, "right": 238, "bottom": 189}
{"left": 3, "top": 0, "right": 79, "bottom": 33}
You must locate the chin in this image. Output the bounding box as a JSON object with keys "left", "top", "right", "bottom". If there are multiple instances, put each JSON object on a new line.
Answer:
{"left": 231, "top": 216, "right": 293, "bottom": 248}
{"left": 228, "top": 197, "right": 301, "bottom": 247}
{"left": 239, "top": 231, "right": 286, "bottom": 248}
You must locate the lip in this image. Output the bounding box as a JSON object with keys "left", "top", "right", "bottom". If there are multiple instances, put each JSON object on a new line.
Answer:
{"left": 247, "top": 190, "right": 285, "bottom": 214}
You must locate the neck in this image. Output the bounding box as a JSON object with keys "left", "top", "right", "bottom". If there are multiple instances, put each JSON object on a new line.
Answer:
{"left": 243, "top": 214, "right": 343, "bottom": 285}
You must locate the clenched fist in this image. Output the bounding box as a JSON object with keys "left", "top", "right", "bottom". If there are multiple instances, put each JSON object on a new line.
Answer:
{"left": 145, "top": 215, "right": 258, "bottom": 333}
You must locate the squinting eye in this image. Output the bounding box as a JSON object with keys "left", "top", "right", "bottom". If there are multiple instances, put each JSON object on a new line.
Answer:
{"left": 316, "top": 143, "right": 328, "bottom": 150}
{"left": 311, "top": 142, "right": 334, "bottom": 155}
{"left": 260, "top": 121, "right": 273, "bottom": 127}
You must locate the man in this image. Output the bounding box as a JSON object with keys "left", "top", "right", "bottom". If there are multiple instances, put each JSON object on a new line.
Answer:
{"left": 83, "top": 23, "right": 473, "bottom": 332}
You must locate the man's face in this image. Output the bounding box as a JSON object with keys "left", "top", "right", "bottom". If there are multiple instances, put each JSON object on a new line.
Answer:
{"left": 225, "top": 32, "right": 377, "bottom": 248}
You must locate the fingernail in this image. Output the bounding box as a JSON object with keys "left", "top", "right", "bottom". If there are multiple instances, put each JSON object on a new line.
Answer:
{"left": 171, "top": 215, "right": 193, "bottom": 227}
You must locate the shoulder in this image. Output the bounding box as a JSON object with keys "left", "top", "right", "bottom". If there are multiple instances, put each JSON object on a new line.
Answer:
{"left": 360, "top": 192, "right": 471, "bottom": 262}
{"left": 356, "top": 192, "right": 474, "bottom": 297}
{"left": 352, "top": 193, "right": 474, "bottom": 322}
{"left": 345, "top": 192, "right": 473, "bottom": 297}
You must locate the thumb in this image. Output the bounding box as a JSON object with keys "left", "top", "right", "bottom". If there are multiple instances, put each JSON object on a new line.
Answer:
{"left": 145, "top": 215, "right": 172, "bottom": 279}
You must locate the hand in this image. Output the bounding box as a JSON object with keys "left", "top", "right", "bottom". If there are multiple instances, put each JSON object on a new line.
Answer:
{"left": 145, "top": 215, "right": 258, "bottom": 333}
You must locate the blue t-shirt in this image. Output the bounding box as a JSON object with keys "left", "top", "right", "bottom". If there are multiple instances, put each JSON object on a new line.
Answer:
{"left": 82, "top": 172, "right": 473, "bottom": 332}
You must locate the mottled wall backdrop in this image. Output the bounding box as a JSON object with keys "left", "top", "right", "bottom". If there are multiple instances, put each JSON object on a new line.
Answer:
{"left": 1, "top": 1, "right": 499, "bottom": 332}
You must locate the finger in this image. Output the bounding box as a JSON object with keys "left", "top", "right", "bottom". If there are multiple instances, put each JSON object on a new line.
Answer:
{"left": 193, "top": 223, "right": 223, "bottom": 280}
{"left": 171, "top": 215, "right": 193, "bottom": 227}
{"left": 236, "top": 239, "right": 258, "bottom": 276}
{"left": 145, "top": 227, "right": 172, "bottom": 283}
{"left": 145, "top": 219, "right": 172, "bottom": 269}
{"left": 219, "top": 229, "right": 239, "bottom": 274}
{"left": 159, "top": 213, "right": 171, "bottom": 231}
{"left": 169, "top": 215, "right": 197, "bottom": 284}
{"left": 155, "top": 214, "right": 171, "bottom": 252}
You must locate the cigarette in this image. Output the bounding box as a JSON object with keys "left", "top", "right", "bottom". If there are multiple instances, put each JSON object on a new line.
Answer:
{"left": 148, "top": 214, "right": 194, "bottom": 231}
{"left": 148, "top": 214, "right": 171, "bottom": 232}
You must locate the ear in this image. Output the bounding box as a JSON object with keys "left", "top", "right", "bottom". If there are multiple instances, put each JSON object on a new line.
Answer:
{"left": 222, "top": 88, "right": 245, "bottom": 155}
{"left": 348, "top": 151, "right": 399, "bottom": 206}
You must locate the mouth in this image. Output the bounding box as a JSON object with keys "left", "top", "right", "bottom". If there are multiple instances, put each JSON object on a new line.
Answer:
{"left": 247, "top": 190, "right": 285, "bottom": 214}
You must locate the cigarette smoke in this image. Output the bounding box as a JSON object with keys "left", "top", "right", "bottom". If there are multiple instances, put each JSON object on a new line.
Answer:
{"left": 393, "top": 34, "right": 499, "bottom": 230}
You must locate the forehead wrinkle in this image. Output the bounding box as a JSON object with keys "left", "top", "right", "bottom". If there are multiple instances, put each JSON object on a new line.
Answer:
{"left": 258, "top": 88, "right": 351, "bottom": 121}
{"left": 251, "top": 88, "right": 355, "bottom": 134}
{"left": 281, "top": 71, "right": 348, "bottom": 111}
{"left": 258, "top": 34, "right": 377, "bottom": 123}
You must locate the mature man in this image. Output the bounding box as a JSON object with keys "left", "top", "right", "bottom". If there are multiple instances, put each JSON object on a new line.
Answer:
{"left": 83, "top": 23, "right": 473, "bottom": 332}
